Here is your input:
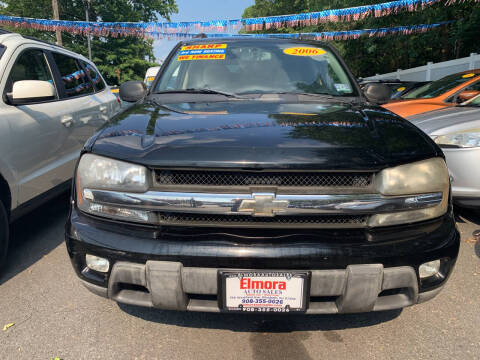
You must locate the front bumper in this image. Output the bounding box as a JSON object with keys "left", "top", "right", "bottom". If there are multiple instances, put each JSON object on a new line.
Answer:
{"left": 80, "top": 260, "right": 445, "bottom": 314}
{"left": 66, "top": 207, "right": 460, "bottom": 314}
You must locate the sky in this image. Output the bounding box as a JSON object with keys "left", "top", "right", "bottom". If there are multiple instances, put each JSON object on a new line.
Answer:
{"left": 154, "top": 0, "right": 255, "bottom": 61}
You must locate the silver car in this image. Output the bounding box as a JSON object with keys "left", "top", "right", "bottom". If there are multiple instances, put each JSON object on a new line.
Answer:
{"left": 408, "top": 96, "right": 480, "bottom": 209}
{"left": 0, "top": 32, "right": 120, "bottom": 267}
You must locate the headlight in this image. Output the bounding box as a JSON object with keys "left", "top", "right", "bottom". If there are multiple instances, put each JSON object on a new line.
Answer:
{"left": 77, "top": 153, "right": 148, "bottom": 192}
{"left": 76, "top": 154, "right": 155, "bottom": 223}
{"left": 433, "top": 130, "right": 480, "bottom": 148}
{"left": 369, "top": 158, "right": 449, "bottom": 227}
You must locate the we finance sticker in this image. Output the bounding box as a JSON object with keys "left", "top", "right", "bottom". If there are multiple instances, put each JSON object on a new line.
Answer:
{"left": 283, "top": 47, "right": 326, "bottom": 56}
{"left": 178, "top": 44, "right": 227, "bottom": 61}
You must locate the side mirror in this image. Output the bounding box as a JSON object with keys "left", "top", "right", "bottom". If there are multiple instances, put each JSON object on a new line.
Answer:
{"left": 457, "top": 90, "right": 480, "bottom": 103}
{"left": 363, "top": 83, "right": 392, "bottom": 105}
{"left": 7, "top": 80, "right": 55, "bottom": 105}
{"left": 119, "top": 81, "right": 147, "bottom": 102}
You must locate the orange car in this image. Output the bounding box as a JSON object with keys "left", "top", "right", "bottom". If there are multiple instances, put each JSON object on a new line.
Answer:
{"left": 382, "top": 69, "right": 480, "bottom": 118}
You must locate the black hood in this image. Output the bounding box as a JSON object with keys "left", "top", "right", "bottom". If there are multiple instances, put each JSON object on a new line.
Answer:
{"left": 90, "top": 100, "right": 440, "bottom": 170}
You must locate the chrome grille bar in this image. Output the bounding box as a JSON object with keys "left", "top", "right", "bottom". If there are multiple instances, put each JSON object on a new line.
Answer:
{"left": 85, "top": 189, "right": 443, "bottom": 217}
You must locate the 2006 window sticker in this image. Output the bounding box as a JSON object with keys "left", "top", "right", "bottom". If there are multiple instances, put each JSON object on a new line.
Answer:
{"left": 283, "top": 47, "right": 326, "bottom": 56}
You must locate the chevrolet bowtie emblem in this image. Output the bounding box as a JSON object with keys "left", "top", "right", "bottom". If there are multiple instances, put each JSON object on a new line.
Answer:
{"left": 238, "top": 193, "right": 289, "bottom": 217}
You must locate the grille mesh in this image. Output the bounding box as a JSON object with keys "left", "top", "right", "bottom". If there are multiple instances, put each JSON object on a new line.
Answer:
{"left": 155, "top": 170, "right": 372, "bottom": 188}
{"left": 159, "top": 213, "right": 368, "bottom": 227}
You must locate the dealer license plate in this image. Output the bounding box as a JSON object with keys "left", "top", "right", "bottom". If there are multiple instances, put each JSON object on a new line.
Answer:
{"left": 220, "top": 271, "right": 309, "bottom": 313}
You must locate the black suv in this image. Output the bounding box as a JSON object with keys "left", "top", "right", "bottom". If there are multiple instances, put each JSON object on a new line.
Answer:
{"left": 66, "top": 38, "right": 459, "bottom": 314}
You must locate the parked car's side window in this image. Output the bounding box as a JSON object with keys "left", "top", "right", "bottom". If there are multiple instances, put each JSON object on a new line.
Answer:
{"left": 463, "top": 81, "right": 480, "bottom": 92}
{"left": 80, "top": 60, "right": 106, "bottom": 92}
{"left": 4, "top": 49, "right": 56, "bottom": 95}
{"left": 52, "top": 53, "right": 94, "bottom": 98}
{"left": 446, "top": 80, "right": 480, "bottom": 103}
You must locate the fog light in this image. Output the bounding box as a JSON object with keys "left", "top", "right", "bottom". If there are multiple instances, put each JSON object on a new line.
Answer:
{"left": 86, "top": 254, "right": 110, "bottom": 273}
{"left": 419, "top": 260, "right": 441, "bottom": 279}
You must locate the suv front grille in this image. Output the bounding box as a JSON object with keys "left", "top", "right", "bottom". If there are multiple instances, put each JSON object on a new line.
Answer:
{"left": 155, "top": 170, "right": 372, "bottom": 188}
{"left": 159, "top": 213, "right": 368, "bottom": 228}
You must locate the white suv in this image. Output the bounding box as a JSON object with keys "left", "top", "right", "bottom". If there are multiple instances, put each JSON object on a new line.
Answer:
{"left": 0, "top": 32, "right": 120, "bottom": 266}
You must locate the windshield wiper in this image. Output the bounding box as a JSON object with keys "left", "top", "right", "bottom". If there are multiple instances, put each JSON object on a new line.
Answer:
{"left": 237, "top": 91, "right": 333, "bottom": 97}
{"left": 286, "top": 92, "right": 366, "bottom": 105}
{"left": 237, "top": 91, "right": 350, "bottom": 100}
{"left": 275, "top": 91, "right": 334, "bottom": 97}
{"left": 155, "top": 88, "right": 238, "bottom": 98}
{"left": 247, "top": 91, "right": 363, "bottom": 103}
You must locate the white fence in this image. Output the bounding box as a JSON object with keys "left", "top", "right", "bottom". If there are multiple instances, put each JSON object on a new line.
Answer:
{"left": 364, "top": 53, "right": 480, "bottom": 82}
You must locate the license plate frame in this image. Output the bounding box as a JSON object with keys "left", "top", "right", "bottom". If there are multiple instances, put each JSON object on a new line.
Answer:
{"left": 218, "top": 270, "right": 310, "bottom": 313}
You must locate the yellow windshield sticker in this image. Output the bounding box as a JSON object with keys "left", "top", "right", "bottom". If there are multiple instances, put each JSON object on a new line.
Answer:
{"left": 462, "top": 73, "right": 475, "bottom": 78}
{"left": 283, "top": 47, "right": 326, "bottom": 56}
{"left": 397, "top": 86, "right": 406, "bottom": 92}
{"left": 178, "top": 44, "right": 227, "bottom": 61}
{"left": 178, "top": 54, "right": 225, "bottom": 61}
{"left": 181, "top": 44, "right": 227, "bottom": 51}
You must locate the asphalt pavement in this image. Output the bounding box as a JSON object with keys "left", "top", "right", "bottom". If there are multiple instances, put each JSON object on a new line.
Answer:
{"left": 0, "top": 193, "right": 479, "bottom": 360}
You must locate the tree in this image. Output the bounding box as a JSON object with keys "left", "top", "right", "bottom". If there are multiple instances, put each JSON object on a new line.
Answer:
{"left": 0, "top": 0, "right": 177, "bottom": 84}
{"left": 242, "top": 0, "right": 480, "bottom": 77}
{"left": 243, "top": 0, "right": 306, "bottom": 18}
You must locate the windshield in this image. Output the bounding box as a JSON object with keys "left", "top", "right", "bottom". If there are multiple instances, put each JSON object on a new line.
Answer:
{"left": 402, "top": 73, "right": 479, "bottom": 99}
{"left": 155, "top": 40, "right": 357, "bottom": 96}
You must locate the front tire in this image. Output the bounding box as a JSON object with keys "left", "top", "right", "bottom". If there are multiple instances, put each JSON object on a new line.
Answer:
{"left": 0, "top": 201, "right": 8, "bottom": 270}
